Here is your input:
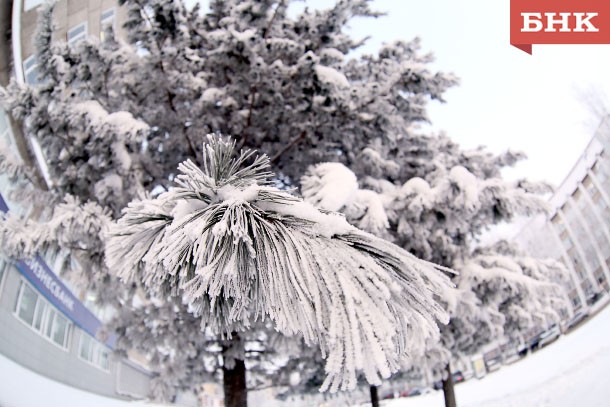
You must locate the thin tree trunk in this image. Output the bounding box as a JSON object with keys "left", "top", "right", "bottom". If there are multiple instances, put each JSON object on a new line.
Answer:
{"left": 222, "top": 333, "right": 247, "bottom": 407}
{"left": 442, "top": 362, "right": 457, "bottom": 407}
{"left": 370, "top": 385, "right": 380, "bottom": 407}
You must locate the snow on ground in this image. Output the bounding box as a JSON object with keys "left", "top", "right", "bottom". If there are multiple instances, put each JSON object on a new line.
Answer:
{"left": 0, "top": 354, "right": 169, "bottom": 407}
{"left": 385, "top": 303, "right": 610, "bottom": 407}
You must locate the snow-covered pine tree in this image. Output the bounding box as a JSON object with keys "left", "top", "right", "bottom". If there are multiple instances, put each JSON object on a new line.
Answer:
{"left": 299, "top": 138, "right": 568, "bottom": 407}
{"left": 107, "top": 136, "right": 453, "bottom": 405}
{"left": 0, "top": 0, "right": 458, "bottom": 403}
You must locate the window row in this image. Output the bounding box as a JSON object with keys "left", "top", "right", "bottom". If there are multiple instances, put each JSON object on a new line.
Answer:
{"left": 14, "top": 278, "right": 112, "bottom": 371}
{"left": 15, "top": 280, "right": 71, "bottom": 349}
{"left": 79, "top": 332, "right": 111, "bottom": 371}
{"left": 22, "top": 8, "right": 116, "bottom": 85}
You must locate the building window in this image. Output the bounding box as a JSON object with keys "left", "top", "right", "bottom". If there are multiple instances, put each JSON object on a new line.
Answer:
{"left": 14, "top": 280, "right": 71, "bottom": 349}
{"left": 79, "top": 332, "right": 110, "bottom": 371}
{"left": 100, "top": 8, "right": 116, "bottom": 41}
{"left": 23, "top": 55, "right": 39, "bottom": 84}
{"left": 67, "top": 22, "right": 88, "bottom": 45}
{"left": 101, "top": 8, "right": 116, "bottom": 27}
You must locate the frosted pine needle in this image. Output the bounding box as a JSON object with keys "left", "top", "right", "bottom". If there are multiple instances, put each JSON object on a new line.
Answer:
{"left": 106, "top": 135, "right": 453, "bottom": 392}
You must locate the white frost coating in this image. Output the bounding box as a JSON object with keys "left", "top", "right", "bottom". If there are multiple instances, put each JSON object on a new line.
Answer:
{"left": 300, "top": 162, "right": 358, "bottom": 211}
{"left": 106, "top": 111, "right": 148, "bottom": 135}
{"left": 449, "top": 166, "right": 479, "bottom": 212}
{"left": 320, "top": 48, "right": 345, "bottom": 62}
{"left": 71, "top": 100, "right": 107, "bottom": 125}
{"left": 353, "top": 189, "right": 389, "bottom": 234}
{"left": 70, "top": 101, "right": 147, "bottom": 139}
{"left": 215, "top": 184, "right": 259, "bottom": 204}
{"left": 94, "top": 174, "right": 123, "bottom": 200}
{"left": 257, "top": 196, "right": 355, "bottom": 239}
{"left": 111, "top": 141, "right": 132, "bottom": 171}
{"left": 314, "top": 64, "right": 350, "bottom": 88}
{"left": 358, "top": 112, "right": 375, "bottom": 122}
{"left": 107, "top": 137, "right": 452, "bottom": 393}
{"left": 230, "top": 28, "right": 256, "bottom": 42}
{"left": 171, "top": 199, "right": 208, "bottom": 223}
{"left": 201, "top": 87, "right": 224, "bottom": 103}
{"left": 401, "top": 177, "right": 432, "bottom": 196}
{"left": 360, "top": 147, "right": 400, "bottom": 174}
{"left": 301, "top": 163, "right": 391, "bottom": 235}
{"left": 399, "top": 178, "right": 435, "bottom": 217}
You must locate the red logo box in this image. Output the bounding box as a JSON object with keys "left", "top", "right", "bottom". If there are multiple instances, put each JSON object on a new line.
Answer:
{"left": 510, "top": 0, "right": 610, "bottom": 54}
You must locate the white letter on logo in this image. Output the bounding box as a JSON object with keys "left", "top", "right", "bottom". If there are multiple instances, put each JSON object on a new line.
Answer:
{"left": 573, "top": 13, "right": 599, "bottom": 32}
{"left": 521, "top": 13, "right": 543, "bottom": 32}
{"left": 544, "top": 12, "right": 572, "bottom": 32}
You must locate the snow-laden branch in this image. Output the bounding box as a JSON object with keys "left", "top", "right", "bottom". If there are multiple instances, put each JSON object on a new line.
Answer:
{"left": 107, "top": 135, "right": 454, "bottom": 392}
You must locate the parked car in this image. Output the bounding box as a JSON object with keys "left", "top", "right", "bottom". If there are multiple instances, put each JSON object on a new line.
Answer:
{"left": 452, "top": 371, "right": 465, "bottom": 383}
{"left": 405, "top": 387, "right": 432, "bottom": 397}
{"left": 528, "top": 330, "right": 545, "bottom": 351}
{"left": 587, "top": 292, "right": 603, "bottom": 305}
{"left": 565, "top": 311, "right": 589, "bottom": 331}
{"left": 538, "top": 324, "right": 561, "bottom": 348}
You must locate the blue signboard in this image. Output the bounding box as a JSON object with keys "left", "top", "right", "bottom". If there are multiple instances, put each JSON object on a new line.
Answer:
{"left": 0, "top": 192, "right": 115, "bottom": 348}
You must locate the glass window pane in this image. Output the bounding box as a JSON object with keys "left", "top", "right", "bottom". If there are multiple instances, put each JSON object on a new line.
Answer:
{"left": 68, "top": 23, "right": 87, "bottom": 45}
{"left": 99, "top": 350, "right": 109, "bottom": 370}
{"left": 25, "top": 68, "right": 39, "bottom": 85}
{"left": 23, "top": 56, "right": 37, "bottom": 70}
{"left": 17, "top": 284, "right": 38, "bottom": 325}
{"left": 68, "top": 24, "right": 86, "bottom": 40}
{"left": 34, "top": 301, "right": 46, "bottom": 330}
{"left": 101, "top": 9, "right": 115, "bottom": 21}
{"left": 52, "top": 314, "right": 68, "bottom": 346}
{"left": 45, "top": 309, "right": 55, "bottom": 338}
{"left": 80, "top": 334, "right": 92, "bottom": 360}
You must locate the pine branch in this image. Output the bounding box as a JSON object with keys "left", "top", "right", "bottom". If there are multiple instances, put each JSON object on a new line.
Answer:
{"left": 107, "top": 135, "right": 452, "bottom": 393}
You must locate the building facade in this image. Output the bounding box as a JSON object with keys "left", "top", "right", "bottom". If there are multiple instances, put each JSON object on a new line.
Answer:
{"left": 0, "top": 0, "right": 153, "bottom": 400}
{"left": 516, "top": 116, "right": 610, "bottom": 313}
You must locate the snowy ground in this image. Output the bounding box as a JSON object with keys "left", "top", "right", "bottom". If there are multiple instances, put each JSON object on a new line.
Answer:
{"left": 2, "top": 305, "right": 610, "bottom": 407}
{"left": 385, "top": 304, "right": 610, "bottom": 407}
{"left": 0, "top": 354, "right": 170, "bottom": 407}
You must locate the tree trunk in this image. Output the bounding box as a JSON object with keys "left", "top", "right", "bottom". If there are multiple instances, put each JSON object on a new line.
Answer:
{"left": 222, "top": 333, "right": 248, "bottom": 407}
{"left": 370, "top": 385, "right": 380, "bottom": 407}
{"left": 442, "top": 362, "right": 457, "bottom": 407}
